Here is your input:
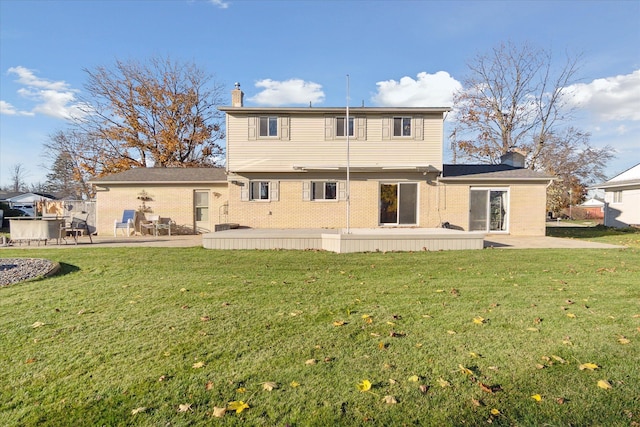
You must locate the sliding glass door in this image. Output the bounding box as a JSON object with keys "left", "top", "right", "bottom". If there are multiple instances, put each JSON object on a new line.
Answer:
{"left": 379, "top": 183, "right": 418, "bottom": 225}
{"left": 469, "top": 188, "right": 508, "bottom": 232}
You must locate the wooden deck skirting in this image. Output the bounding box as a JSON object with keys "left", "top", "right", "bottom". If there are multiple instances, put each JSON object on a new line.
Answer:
{"left": 202, "top": 228, "right": 486, "bottom": 253}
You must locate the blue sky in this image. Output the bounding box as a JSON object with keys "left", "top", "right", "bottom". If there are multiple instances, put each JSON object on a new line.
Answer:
{"left": 1, "top": 0, "right": 639, "bottom": 188}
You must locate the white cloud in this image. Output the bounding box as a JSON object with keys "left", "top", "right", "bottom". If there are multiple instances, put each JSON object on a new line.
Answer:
{"left": 0, "top": 100, "right": 33, "bottom": 116}
{"left": 3, "top": 66, "right": 85, "bottom": 119}
{"left": 209, "top": 0, "right": 229, "bottom": 9}
{"left": 371, "top": 71, "right": 462, "bottom": 107}
{"left": 564, "top": 69, "right": 640, "bottom": 121}
{"left": 247, "top": 79, "right": 325, "bottom": 106}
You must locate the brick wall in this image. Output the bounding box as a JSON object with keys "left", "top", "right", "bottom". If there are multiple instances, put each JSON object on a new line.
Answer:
{"left": 95, "top": 183, "right": 228, "bottom": 235}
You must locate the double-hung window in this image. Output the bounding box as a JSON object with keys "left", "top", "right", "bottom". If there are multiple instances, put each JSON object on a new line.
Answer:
{"left": 336, "top": 117, "right": 354, "bottom": 137}
{"left": 612, "top": 191, "right": 623, "bottom": 203}
{"left": 259, "top": 116, "right": 278, "bottom": 137}
{"left": 312, "top": 182, "right": 337, "bottom": 200}
{"left": 393, "top": 117, "right": 411, "bottom": 137}
{"left": 250, "top": 181, "right": 270, "bottom": 200}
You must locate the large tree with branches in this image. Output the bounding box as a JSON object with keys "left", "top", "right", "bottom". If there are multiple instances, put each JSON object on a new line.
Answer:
{"left": 450, "top": 42, "right": 613, "bottom": 214}
{"left": 49, "top": 56, "right": 226, "bottom": 179}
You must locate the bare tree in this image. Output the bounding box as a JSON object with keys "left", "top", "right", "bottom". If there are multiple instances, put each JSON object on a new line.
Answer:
{"left": 43, "top": 130, "right": 100, "bottom": 199}
{"left": 451, "top": 42, "right": 613, "bottom": 213}
{"left": 71, "top": 56, "right": 225, "bottom": 177}
{"left": 9, "top": 164, "right": 29, "bottom": 192}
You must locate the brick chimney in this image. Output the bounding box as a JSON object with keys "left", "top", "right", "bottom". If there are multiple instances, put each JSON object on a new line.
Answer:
{"left": 500, "top": 149, "right": 526, "bottom": 168}
{"left": 231, "top": 82, "right": 244, "bottom": 107}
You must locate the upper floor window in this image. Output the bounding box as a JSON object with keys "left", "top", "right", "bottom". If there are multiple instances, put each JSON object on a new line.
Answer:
{"left": 259, "top": 116, "right": 278, "bottom": 137}
{"left": 250, "top": 181, "right": 270, "bottom": 200}
{"left": 393, "top": 117, "right": 411, "bottom": 137}
{"left": 312, "top": 182, "right": 337, "bottom": 200}
{"left": 336, "top": 117, "right": 354, "bottom": 137}
{"left": 612, "top": 191, "right": 623, "bottom": 203}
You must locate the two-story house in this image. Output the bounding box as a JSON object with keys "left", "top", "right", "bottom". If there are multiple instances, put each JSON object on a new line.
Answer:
{"left": 221, "top": 84, "right": 552, "bottom": 235}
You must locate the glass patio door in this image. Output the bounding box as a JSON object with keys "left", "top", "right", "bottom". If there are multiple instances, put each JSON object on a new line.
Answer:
{"left": 379, "top": 183, "right": 418, "bottom": 225}
{"left": 469, "top": 189, "right": 508, "bottom": 232}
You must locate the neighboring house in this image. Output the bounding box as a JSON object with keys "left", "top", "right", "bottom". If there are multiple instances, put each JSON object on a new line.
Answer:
{"left": 592, "top": 163, "right": 640, "bottom": 228}
{"left": 219, "top": 84, "right": 553, "bottom": 235}
{"left": 579, "top": 197, "right": 605, "bottom": 219}
{"left": 89, "top": 167, "right": 228, "bottom": 235}
{"left": 0, "top": 192, "right": 56, "bottom": 216}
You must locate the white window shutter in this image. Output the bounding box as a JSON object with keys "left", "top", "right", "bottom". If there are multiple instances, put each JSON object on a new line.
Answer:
{"left": 382, "top": 117, "right": 391, "bottom": 140}
{"left": 240, "top": 182, "right": 249, "bottom": 201}
{"left": 270, "top": 181, "right": 280, "bottom": 201}
{"left": 413, "top": 116, "right": 423, "bottom": 140}
{"left": 248, "top": 116, "right": 257, "bottom": 140}
{"left": 338, "top": 181, "right": 347, "bottom": 201}
{"left": 325, "top": 116, "right": 334, "bottom": 140}
{"left": 302, "top": 181, "right": 311, "bottom": 201}
{"left": 356, "top": 116, "right": 366, "bottom": 140}
{"left": 280, "top": 116, "right": 290, "bottom": 140}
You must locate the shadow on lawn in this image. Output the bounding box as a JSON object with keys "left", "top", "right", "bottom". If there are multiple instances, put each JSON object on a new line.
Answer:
{"left": 546, "top": 224, "right": 640, "bottom": 239}
{"left": 55, "top": 262, "right": 81, "bottom": 277}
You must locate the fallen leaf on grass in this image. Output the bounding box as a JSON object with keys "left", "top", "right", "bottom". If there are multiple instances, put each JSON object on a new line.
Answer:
{"left": 531, "top": 394, "right": 542, "bottom": 401}
{"left": 383, "top": 395, "right": 397, "bottom": 404}
{"left": 551, "top": 355, "right": 567, "bottom": 364}
{"left": 178, "top": 403, "right": 192, "bottom": 412}
{"left": 472, "top": 316, "right": 486, "bottom": 324}
{"left": 290, "top": 381, "right": 300, "bottom": 388}
{"left": 192, "top": 361, "right": 205, "bottom": 369}
{"left": 566, "top": 313, "right": 576, "bottom": 318}
{"left": 618, "top": 337, "right": 630, "bottom": 345}
{"left": 131, "top": 407, "right": 147, "bottom": 415}
{"left": 459, "top": 364, "right": 474, "bottom": 376}
{"left": 419, "top": 384, "right": 429, "bottom": 394}
{"left": 579, "top": 363, "right": 599, "bottom": 371}
{"left": 305, "top": 359, "right": 317, "bottom": 365}
{"left": 212, "top": 406, "right": 226, "bottom": 417}
{"left": 437, "top": 378, "right": 451, "bottom": 388}
{"left": 205, "top": 381, "right": 213, "bottom": 390}
{"left": 200, "top": 316, "right": 210, "bottom": 322}
{"left": 31, "top": 321, "right": 45, "bottom": 328}
{"left": 236, "top": 387, "right": 246, "bottom": 393}
{"left": 408, "top": 375, "right": 420, "bottom": 382}
{"left": 262, "top": 381, "right": 278, "bottom": 391}
{"left": 471, "top": 398, "right": 483, "bottom": 407}
{"left": 490, "top": 408, "right": 501, "bottom": 415}
{"left": 333, "top": 320, "right": 347, "bottom": 326}
{"left": 227, "top": 400, "right": 249, "bottom": 413}
{"left": 357, "top": 379, "right": 372, "bottom": 392}
{"left": 597, "top": 379, "right": 612, "bottom": 390}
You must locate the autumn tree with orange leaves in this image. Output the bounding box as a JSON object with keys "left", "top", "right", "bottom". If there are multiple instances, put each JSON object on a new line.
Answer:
{"left": 47, "top": 56, "right": 225, "bottom": 182}
{"left": 450, "top": 42, "right": 613, "bottom": 215}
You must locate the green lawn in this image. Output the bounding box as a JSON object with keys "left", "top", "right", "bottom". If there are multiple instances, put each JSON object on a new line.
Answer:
{"left": 1, "top": 230, "right": 639, "bottom": 426}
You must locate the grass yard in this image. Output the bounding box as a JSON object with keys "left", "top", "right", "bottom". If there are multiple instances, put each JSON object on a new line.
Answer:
{"left": 1, "top": 230, "right": 639, "bottom": 426}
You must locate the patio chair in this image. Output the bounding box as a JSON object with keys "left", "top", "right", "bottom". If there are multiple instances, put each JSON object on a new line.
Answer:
{"left": 140, "top": 214, "right": 160, "bottom": 236}
{"left": 61, "top": 212, "right": 93, "bottom": 244}
{"left": 114, "top": 210, "right": 136, "bottom": 236}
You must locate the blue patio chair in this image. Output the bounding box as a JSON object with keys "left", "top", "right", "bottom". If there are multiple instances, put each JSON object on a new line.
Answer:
{"left": 114, "top": 210, "right": 136, "bottom": 236}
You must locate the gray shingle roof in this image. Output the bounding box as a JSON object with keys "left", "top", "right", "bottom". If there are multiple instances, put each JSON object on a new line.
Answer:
{"left": 90, "top": 167, "right": 227, "bottom": 184}
{"left": 441, "top": 164, "right": 554, "bottom": 180}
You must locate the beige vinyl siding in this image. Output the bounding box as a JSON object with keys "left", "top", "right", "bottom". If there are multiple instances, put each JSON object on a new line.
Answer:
{"left": 227, "top": 113, "right": 444, "bottom": 171}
